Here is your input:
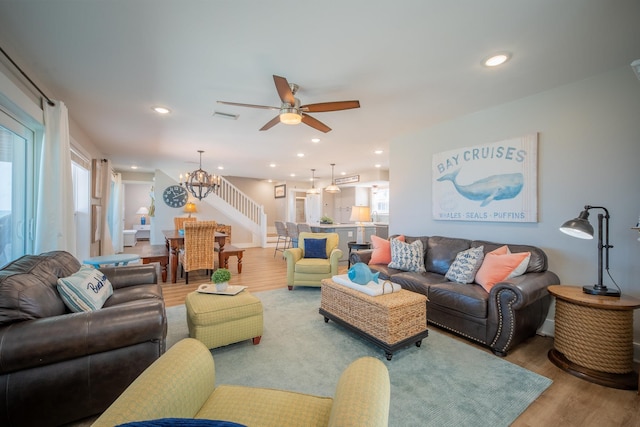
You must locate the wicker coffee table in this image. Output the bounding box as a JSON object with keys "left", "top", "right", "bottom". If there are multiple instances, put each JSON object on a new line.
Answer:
{"left": 320, "top": 278, "right": 428, "bottom": 360}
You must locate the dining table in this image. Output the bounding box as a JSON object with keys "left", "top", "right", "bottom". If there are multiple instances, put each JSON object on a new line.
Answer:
{"left": 162, "top": 229, "right": 228, "bottom": 284}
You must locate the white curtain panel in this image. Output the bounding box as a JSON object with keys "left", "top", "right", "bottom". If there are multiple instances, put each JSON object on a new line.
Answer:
{"left": 99, "top": 159, "right": 114, "bottom": 255}
{"left": 109, "top": 172, "right": 124, "bottom": 253}
{"left": 34, "top": 101, "right": 76, "bottom": 255}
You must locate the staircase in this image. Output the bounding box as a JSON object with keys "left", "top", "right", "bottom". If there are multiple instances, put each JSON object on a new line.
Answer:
{"left": 208, "top": 177, "right": 267, "bottom": 247}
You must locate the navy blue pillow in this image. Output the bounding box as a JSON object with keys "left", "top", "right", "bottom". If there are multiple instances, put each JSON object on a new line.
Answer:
{"left": 304, "top": 238, "right": 328, "bottom": 259}
{"left": 117, "top": 419, "right": 246, "bottom": 427}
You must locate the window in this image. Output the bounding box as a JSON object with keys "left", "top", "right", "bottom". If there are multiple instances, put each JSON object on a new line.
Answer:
{"left": 0, "top": 109, "right": 35, "bottom": 264}
{"left": 371, "top": 187, "right": 389, "bottom": 216}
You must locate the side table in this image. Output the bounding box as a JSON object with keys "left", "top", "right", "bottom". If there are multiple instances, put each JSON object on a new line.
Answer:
{"left": 347, "top": 241, "right": 371, "bottom": 268}
{"left": 547, "top": 285, "right": 640, "bottom": 390}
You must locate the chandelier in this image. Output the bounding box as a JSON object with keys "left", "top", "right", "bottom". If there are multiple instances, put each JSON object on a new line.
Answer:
{"left": 180, "top": 150, "right": 221, "bottom": 200}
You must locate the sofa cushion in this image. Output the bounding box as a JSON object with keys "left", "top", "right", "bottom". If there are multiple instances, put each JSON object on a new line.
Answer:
{"left": 445, "top": 246, "right": 485, "bottom": 284}
{"left": 57, "top": 265, "right": 114, "bottom": 312}
{"left": 0, "top": 254, "right": 70, "bottom": 326}
{"left": 428, "top": 282, "right": 489, "bottom": 319}
{"left": 388, "top": 239, "right": 426, "bottom": 273}
{"left": 475, "top": 248, "right": 531, "bottom": 292}
{"left": 369, "top": 235, "right": 405, "bottom": 265}
{"left": 425, "top": 236, "right": 471, "bottom": 275}
{"left": 303, "top": 238, "right": 328, "bottom": 259}
{"left": 294, "top": 258, "right": 332, "bottom": 274}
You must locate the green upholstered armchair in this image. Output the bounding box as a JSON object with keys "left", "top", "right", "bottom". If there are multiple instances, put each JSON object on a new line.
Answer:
{"left": 284, "top": 232, "right": 342, "bottom": 290}
{"left": 92, "top": 338, "right": 391, "bottom": 427}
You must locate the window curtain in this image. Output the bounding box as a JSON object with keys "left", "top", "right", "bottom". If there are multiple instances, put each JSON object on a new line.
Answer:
{"left": 108, "top": 171, "right": 124, "bottom": 253}
{"left": 34, "top": 101, "right": 76, "bottom": 255}
{"left": 99, "top": 159, "right": 114, "bottom": 256}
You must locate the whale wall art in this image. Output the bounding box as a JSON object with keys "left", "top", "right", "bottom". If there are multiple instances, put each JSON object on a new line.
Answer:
{"left": 432, "top": 134, "right": 538, "bottom": 223}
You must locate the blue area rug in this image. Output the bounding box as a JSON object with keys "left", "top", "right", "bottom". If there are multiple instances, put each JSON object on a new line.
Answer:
{"left": 167, "top": 288, "right": 551, "bottom": 427}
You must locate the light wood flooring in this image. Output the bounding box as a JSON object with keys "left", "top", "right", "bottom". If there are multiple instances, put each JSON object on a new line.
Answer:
{"left": 125, "top": 241, "right": 639, "bottom": 427}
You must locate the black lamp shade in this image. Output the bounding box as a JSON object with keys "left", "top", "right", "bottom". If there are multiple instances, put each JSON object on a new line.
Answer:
{"left": 559, "top": 210, "right": 594, "bottom": 239}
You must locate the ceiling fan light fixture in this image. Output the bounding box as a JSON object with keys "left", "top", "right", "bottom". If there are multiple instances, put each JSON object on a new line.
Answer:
{"left": 279, "top": 108, "right": 302, "bottom": 125}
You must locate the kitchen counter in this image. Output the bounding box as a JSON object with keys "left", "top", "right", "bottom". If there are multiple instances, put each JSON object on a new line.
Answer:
{"left": 310, "top": 224, "right": 379, "bottom": 262}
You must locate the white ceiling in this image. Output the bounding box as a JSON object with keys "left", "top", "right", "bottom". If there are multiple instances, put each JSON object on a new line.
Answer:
{"left": 0, "top": 0, "right": 639, "bottom": 183}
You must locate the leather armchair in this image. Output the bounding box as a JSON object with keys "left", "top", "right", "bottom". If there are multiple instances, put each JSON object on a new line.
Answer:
{"left": 0, "top": 251, "right": 166, "bottom": 427}
{"left": 284, "top": 232, "right": 342, "bottom": 290}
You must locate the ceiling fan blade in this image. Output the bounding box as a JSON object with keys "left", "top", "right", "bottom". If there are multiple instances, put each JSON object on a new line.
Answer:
{"left": 300, "top": 100, "right": 361, "bottom": 113}
{"left": 259, "top": 115, "right": 281, "bottom": 131}
{"left": 273, "top": 75, "right": 296, "bottom": 105}
{"left": 301, "top": 113, "right": 331, "bottom": 133}
{"left": 217, "top": 101, "right": 280, "bottom": 110}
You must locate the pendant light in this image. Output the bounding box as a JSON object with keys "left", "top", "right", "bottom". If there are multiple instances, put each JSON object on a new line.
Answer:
{"left": 325, "top": 163, "right": 341, "bottom": 193}
{"left": 306, "top": 168, "right": 321, "bottom": 195}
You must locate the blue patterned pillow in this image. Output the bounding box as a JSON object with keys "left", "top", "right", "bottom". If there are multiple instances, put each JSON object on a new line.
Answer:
{"left": 388, "top": 239, "right": 426, "bottom": 273}
{"left": 445, "top": 246, "right": 485, "bottom": 284}
{"left": 117, "top": 419, "right": 246, "bottom": 427}
{"left": 304, "top": 238, "right": 328, "bottom": 259}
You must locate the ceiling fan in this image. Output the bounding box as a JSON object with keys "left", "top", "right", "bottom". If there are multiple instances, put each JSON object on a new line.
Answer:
{"left": 217, "top": 75, "right": 360, "bottom": 133}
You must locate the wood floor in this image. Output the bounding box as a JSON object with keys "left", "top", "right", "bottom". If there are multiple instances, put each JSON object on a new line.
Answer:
{"left": 126, "top": 242, "right": 640, "bottom": 427}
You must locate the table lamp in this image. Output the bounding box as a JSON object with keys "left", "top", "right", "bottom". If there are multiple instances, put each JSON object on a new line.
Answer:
{"left": 350, "top": 206, "right": 371, "bottom": 244}
{"left": 136, "top": 207, "right": 149, "bottom": 225}
{"left": 184, "top": 202, "right": 197, "bottom": 218}
{"left": 559, "top": 204, "right": 620, "bottom": 297}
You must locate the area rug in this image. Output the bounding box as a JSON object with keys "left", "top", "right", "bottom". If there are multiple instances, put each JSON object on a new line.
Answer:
{"left": 166, "top": 288, "right": 551, "bottom": 427}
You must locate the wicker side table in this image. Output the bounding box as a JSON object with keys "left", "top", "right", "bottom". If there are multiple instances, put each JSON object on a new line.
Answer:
{"left": 547, "top": 285, "right": 640, "bottom": 390}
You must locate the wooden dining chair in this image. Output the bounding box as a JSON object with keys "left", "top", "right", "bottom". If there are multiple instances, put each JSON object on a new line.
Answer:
{"left": 178, "top": 220, "right": 217, "bottom": 284}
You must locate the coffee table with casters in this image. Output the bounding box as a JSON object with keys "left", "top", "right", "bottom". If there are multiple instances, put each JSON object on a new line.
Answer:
{"left": 320, "top": 278, "right": 428, "bottom": 360}
{"left": 83, "top": 253, "right": 140, "bottom": 268}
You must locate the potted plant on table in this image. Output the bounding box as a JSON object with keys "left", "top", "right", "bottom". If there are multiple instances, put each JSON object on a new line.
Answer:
{"left": 211, "top": 268, "right": 231, "bottom": 292}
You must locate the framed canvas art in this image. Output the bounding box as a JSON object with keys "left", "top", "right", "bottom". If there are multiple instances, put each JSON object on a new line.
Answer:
{"left": 274, "top": 184, "right": 286, "bottom": 199}
{"left": 432, "top": 133, "right": 538, "bottom": 223}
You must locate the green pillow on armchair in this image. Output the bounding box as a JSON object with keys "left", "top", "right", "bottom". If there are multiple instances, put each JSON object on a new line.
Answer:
{"left": 284, "top": 232, "right": 342, "bottom": 290}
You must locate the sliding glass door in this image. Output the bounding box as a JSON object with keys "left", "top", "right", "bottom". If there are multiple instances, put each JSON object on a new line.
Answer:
{"left": 0, "top": 109, "right": 34, "bottom": 265}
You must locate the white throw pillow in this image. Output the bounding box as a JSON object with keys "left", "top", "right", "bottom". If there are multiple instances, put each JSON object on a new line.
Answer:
{"left": 445, "top": 246, "right": 485, "bottom": 284}
{"left": 388, "top": 239, "right": 426, "bottom": 273}
{"left": 57, "top": 265, "right": 113, "bottom": 312}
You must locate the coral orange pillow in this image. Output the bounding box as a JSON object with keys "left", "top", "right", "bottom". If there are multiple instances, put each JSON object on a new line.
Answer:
{"left": 474, "top": 246, "right": 531, "bottom": 292}
{"left": 368, "top": 235, "right": 405, "bottom": 265}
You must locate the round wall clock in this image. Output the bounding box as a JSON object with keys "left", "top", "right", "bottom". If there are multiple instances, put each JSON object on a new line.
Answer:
{"left": 163, "top": 185, "right": 188, "bottom": 208}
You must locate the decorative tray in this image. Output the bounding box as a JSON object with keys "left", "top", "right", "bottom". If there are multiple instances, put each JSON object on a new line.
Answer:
{"left": 197, "top": 284, "right": 247, "bottom": 296}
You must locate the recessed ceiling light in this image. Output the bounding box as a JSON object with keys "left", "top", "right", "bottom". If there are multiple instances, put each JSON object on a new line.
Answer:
{"left": 297, "top": 153, "right": 304, "bottom": 158}
{"left": 290, "top": 173, "right": 296, "bottom": 177}
{"left": 152, "top": 106, "right": 171, "bottom": 114}
{"left": 483, "top": 53, "right": 511, "bottom": 67}
{"left": 130, "top": 165, "right": 138, "bottom": 169}
{"left": 217, "top": 166, "right": 224, "bottom": 170}
{"left": 340, "top": 171, "right": 346, "bottom": 175}
{"left": 269, "top": 163, "right": 276, "bottom": 168}
{"left": 311, "top": 138, "right": 320, "bottom": 143}
{"left": 375, "top": 164, "right": 381, "bottom": 168}
{"left": 374, "top": 150, "right": 383, "bottom": 154}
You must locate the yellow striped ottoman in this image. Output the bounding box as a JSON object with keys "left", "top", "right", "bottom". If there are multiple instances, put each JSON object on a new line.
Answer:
{"left": 185, "top": 290, "right": 263, "bottom": 349}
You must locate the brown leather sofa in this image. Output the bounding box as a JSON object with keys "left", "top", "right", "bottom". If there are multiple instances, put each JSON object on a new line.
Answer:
{"left": 0, "top": 251, "right": 167, "bottom": 427}
{"left": 350, "top": 236, "right": 560, "bottom": 356}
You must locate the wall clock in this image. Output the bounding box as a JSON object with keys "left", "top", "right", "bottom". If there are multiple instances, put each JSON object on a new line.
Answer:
{"left": 163, "top": 185, "right": 188, "bottom": 208}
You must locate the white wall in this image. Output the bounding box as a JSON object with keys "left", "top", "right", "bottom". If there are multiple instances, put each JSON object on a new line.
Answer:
{"left": 391, "top": 66, "right": 640, "bottom": 348}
